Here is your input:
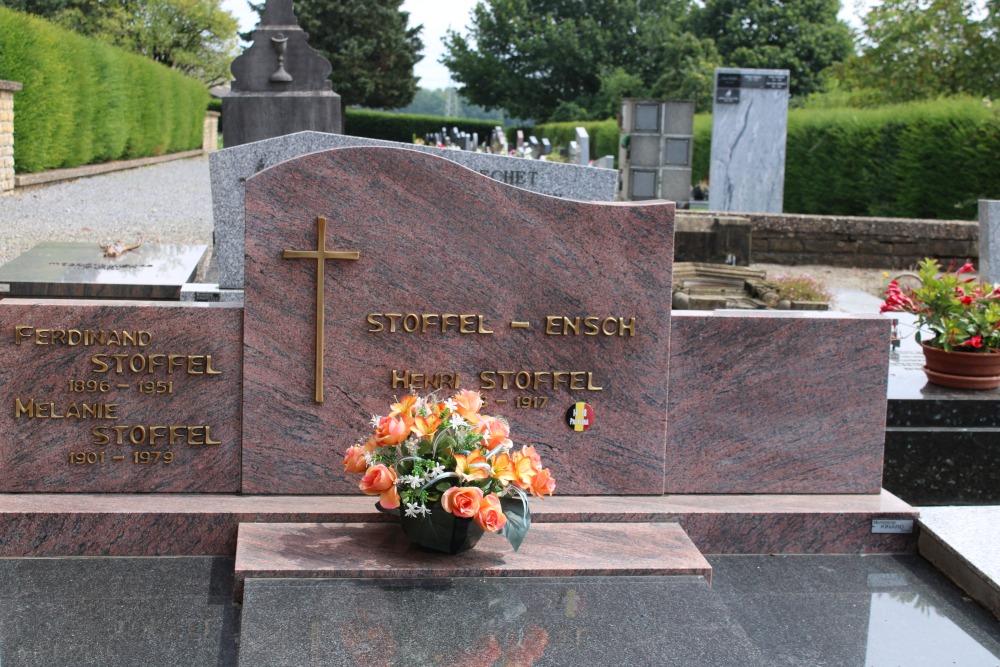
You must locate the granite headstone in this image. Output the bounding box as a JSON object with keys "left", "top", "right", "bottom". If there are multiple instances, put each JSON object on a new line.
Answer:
{"left": 208, "top": 132, "right": 619, "bottom": 291}
{"left": 709, "top": 68, "right": 789, "bottom": 213}
{"left": 979, "top": 199, "right": 1000, "bottom": 284}
{"left": 242, "top": 147, "right": 674, "bottom": 494}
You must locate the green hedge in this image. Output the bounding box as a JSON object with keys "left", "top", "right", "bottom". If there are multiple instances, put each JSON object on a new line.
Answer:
{"left": 532, "top": 119, "right": 619, "bottom": 163}
{"left": 345, "top": 109, "right": 503, "bottom": 144}
{"left": 692, "top": 98, "right": 1000, "bottom": 220}
{"left": 0, "top": 7, "right": 207, "bottom": 173}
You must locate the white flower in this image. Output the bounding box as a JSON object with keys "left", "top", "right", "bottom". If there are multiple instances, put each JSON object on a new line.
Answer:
{"left": 405, "top": 440, "right": 419, "bottom": 455}
{"left": 369, "top": 415, "right": 381, "bottom": 427}
{"left": 363, "top": 452, "right": 374, "bottom": 465}
{"left": 444, "top": 398, "right": 458, "bottom": 412}
{"left": 417, "top": 504, "right": 432, "bottom": 516}
{"left": 449, "top": 414, "right": 468, "bottom": 428}
{"left": 400, "top": 474, "right": 422, "bottom": 489}
{"left": 426, "top": 464, "right": 446, "bottom": 479}
{"left": 404, "top": 502, "right": 420, "bottom": 518}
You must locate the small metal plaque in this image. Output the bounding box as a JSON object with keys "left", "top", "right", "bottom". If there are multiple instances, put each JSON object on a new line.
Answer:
{"left": 716, "top": 88, "right": 740, "bottom": 104}
{"left": 634, "top": 104, "right": 660, "bottom": 132}
{"left": 871, "top": 519, "right": 914, "bottom": 534}
{"left": 766, "top": 75, "right": 789, "bottom": 90}
{"left": 717, "top": 73, "right": 741, "bottom": 88}
{"left": 0, "top": 284, "right": 9, "bottom": 293}
{"left": 740, "top": 74, "right": 766, "bottom": 89}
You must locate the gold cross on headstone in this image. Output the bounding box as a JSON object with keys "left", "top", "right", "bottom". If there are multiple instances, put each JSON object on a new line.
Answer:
{"left": 282, "top": 216, "right": 359, "bottom": 403}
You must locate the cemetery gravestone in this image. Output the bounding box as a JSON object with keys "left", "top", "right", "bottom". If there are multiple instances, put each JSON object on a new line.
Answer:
{"left": 574, "top": 127, "right": 590, "bottom": 166}
{"left": 0, "top": 242, "right": 206, "bottom": 300}
{"left": 242, "top": 147, "right": 674, "bottom": 494}
{"left": 709, "top": 68, "right": 789, "bottom": 213}
{"left": 0, "top": 301, "right": 242, "bottom": 492}
{"left": 979, "top": 199, "right": 1000, "bottom": 284}
{"left": 208, "top": 132, "right": 618, "bottom": 291}
{"left": 221, "top": 0, "right": 341, "bottom": 146}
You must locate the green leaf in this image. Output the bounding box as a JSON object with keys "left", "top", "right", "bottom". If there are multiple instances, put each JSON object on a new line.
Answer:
{"left": 500, "top": 496, "right": 532, "bottom": 552}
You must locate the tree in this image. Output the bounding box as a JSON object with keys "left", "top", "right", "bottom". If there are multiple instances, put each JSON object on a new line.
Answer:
{"left": 1, "top": 0, "right": 239, "bottom": 86}
{"left": 833, "top": 0, "right": 998, "bottom": 103}
{"left": 266, "top": 0, "right": 423, "bottom": 109}
{"left": 690, "top": 0, "right": 852, "bottom": 97}
{"left": 442, "top": 0, "right": 720, "bottom": 122}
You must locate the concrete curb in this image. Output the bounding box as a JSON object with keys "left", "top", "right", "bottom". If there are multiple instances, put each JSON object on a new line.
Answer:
{"left": 14, "top": 149, "right": 204, "bottom": 189}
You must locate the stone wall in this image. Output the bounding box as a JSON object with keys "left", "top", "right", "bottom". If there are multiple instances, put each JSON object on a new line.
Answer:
{"left": 678, "top": 210, "right": 978, "bottom": 268}
{"left": 0, "top": 80, "right": 22, "bottom": 196}
{"left": 203, "top": 111, "right": 220, "bottom": 152}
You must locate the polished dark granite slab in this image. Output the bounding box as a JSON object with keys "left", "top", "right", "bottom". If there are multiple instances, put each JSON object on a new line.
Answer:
{"left": 0, "top": 242, "right": 206, "bottom": 299}
{"left": 0, "top": 556, "right": 238, "bottom": 667}
{"left": 236, "top": 554, "right": 1000, "bottom": 667}
{"left": 1, "top": 554, "right": 997, "bottom": 666}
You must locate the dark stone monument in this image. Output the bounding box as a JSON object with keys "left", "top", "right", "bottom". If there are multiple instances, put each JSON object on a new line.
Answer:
{"left": 221, "top": 0, "right": 341, "bottom": 147}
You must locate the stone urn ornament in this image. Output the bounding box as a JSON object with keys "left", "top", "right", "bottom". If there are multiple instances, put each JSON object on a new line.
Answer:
{"left": 343, "top": 390, "right": 555, "bottom": 554}
{"left": 882, "top": 258, "right": 1000, "bottom": 390}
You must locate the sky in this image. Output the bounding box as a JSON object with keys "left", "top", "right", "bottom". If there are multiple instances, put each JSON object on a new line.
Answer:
{"left": 220, "top": 0, "right": 871, "bottom": 92}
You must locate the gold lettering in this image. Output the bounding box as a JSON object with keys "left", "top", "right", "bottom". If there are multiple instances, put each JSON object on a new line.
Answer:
{"left": 129, "top": 426, "right": 146, "bottom": 444}
{"left": 421, "top": 314, "right": 439, "bottom": 333}
{"left": 14, "top": 397, "right": 33, "bottom": 418}
{"left": 479, "top": 371, "right": 496, "bottom": 390}
{"left": 544, "top": 316, "right": 560, "bottom": 335}
{"left": 51, "top": 330, "right": 66, "bottom": 345}
{"left": 585, "top": 317, "right": 601, "bottom": 335}
{"left": 385, "top": 313, "right": 402, "bottom": 332}
{"left": 570, "top": 372, "right": 586, "bottom": 390}
{"left": 14, "top": 326, "right": 32, "bottom": 345}
{"left": 587, "top": 372, "right": 603, "bottom": 390}
{"left": 601, "top": 317, "right": 618, "bottom": 336}
{"left": 565, "top": 317, "right": 581, "bottom": 335}
{"left": 204, "top": 355, "right": 222, "bottom": 375}
{"left": 35, "top": 329, "right": 50, "bottom": 345}
{"left": 459, "top": 314, "right": 476, "bottom": 334}
{"left": 392, "top": 369, "right": 409, "bottom": 389}
{"left": 169, "top": 426, "right": 186, "bottom": 445}
{"left": 620, "top": 317, "right": 636, "bottom": 336}
{"left": 149, "top": 426, "right": 167, "bottom": 445}
{"left": 533, "top": 372, "right": 551, "bottom": 391}
{"left": 91, "top": 354, "right": 110, "bottom": 373}
{"left": 515, "top": 371, "right": 531, "bottom": 390}
{"left": 441, "top": 314, "right": 459, "bottom": 332}
{"left": 168, "top": 355, "right": 185, "bottom": 374}
{"left": 366, "top": 313, "right": 384, "bottom": 333}
{"left": 187, "top": 426, "right": 205, "bottom": 445}
{"left": 204, "top": 426, "right": 221, "bottom": 445}
{"left": 402, "top": 314, "right": 419, "bottom": 333}
{"left": 92, "top": 426, "right": 110, "bottom": 446}
{"left": 477, "top": 315, "right": 493, "bottom": 334}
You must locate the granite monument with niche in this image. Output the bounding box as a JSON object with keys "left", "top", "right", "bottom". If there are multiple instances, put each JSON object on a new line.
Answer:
{"left": 980, "top": 199, "right": 1000, "bottom": 284}
{"left": 709, "top": 68, "right": 789, "bottom": 213}
{"left": 220, "top": 0, "right": 341, "bottom": 147}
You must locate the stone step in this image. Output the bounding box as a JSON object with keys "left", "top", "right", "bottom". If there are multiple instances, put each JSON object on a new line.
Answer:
{"left": 233, "top": 521, "right": 712, "bottom": 602}
{"left": 0, "top": 490, "right": 918, "bottom": 557}
{"left": 917, "top": 506, "right": 1000, "bottom": 620}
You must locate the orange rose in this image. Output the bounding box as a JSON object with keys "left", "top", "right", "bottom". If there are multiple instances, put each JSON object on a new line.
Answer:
{"left": 379, "top": 483, "right": 400, "bottom": 510}
{"left": 529, "top": 468, "right": 555, "bottom": 497}
{"left": 453, "top": 390, "right": 484, "bottom": 424}
{"left": 474, "top": 493, "right": 507, "bottom": 532}
{"left": 440, "top": 486, "right": 484, "bottom": 518}
{"left": 359, "top": 464, "right": 396, "bottom": 495}
{"left": 374, "top": 415, "right": 410, "bottom": 447}
{"left": 474, "top": 415, "right": 512, "bottom": 449}
{"left": 342, "top": 445, "right": 368, "bottom": 474}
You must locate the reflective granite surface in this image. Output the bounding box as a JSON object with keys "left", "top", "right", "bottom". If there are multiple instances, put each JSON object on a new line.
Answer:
{"left": 4, "top": 554, "right": 996, "bottom": 666}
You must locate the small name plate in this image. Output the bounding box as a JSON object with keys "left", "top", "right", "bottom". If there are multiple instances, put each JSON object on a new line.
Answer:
{"left": 871, "top": 519, "right": 914, "bottom": 534}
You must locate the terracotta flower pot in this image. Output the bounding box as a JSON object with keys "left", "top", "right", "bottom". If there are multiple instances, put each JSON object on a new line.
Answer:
{"left": 921, "top": 342, "right": 1000, "bottom": 390}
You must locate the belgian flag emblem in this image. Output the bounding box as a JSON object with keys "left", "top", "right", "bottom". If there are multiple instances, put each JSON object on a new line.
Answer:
{"left": 565, "top": 402, "right": 594, "bottom": 432}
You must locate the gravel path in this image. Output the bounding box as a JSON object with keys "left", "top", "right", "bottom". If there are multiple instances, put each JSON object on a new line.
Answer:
{"left": 0, "top": 156, "right": 213, "bottom": 268}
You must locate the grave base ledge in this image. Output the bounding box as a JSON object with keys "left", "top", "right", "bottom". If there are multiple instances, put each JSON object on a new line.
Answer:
{"left": 0, "top": 490, "right": 917, "bottom": 557}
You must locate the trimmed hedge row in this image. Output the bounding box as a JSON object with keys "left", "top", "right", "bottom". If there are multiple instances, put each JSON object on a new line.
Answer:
{"left": 0, "top": 7, "right": 207, "bottom": 173}
{"left": 345, "top": 109, "right": 503, "bottom": 144}
{"left": 692, "top": 98, "right": 1000, "bottom": 220}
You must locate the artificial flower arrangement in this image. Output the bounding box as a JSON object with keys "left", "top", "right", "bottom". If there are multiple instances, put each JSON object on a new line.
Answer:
{"left": 881, "top": 258, "right": 1000, "bottom": 351}
{"left": 343, "top": 389, "right": 555, "bottom": 552}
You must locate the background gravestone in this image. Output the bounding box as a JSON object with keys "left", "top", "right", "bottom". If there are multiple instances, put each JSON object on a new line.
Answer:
{"left": 220, "top": 0, "right": 341, "bottom": 146}
{"left": 242, "top": 147, "right": 674, "bottom": 495}
{"left": 709, "top": 68, "right": 789, "bottom": 213}
{"left": 208, "top": 132, "right": 619, "bottom": 292}
{"left": 979, "top": 199, "right": 1000, "bottom": 283}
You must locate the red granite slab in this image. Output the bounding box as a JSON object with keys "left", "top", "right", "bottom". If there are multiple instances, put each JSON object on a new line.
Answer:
{"left": 233, "top": 521, "right": 712, "bottom": 601}
{"left": 0, "top": 300, "right": 242, "bottom": 492}
{"left": 666, "top": 311, "right": 890, "bottom": 494}
{"left": 243, "top": 147, "right": 674, "bottom": 494}
{"left": 0, "top": 491, "right": 917, "bottom": 557}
